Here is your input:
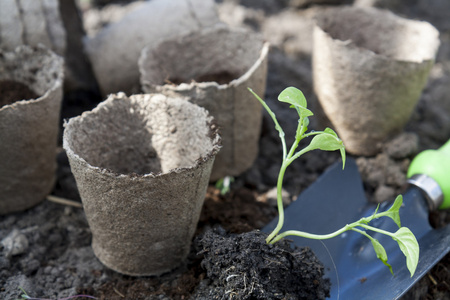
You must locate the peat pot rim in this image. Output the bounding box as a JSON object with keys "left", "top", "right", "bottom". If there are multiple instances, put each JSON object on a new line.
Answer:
{"left": 314, "top": 6, "right": 440, "bottom": 64}
{"left": 139, "top": 25, "right": 270, "bottom": 92}
{"left": 0, "top": 44, "right": 64, "bottom": 112}
{"left": 63, "top": 92, "right": 221, "bottom": 180}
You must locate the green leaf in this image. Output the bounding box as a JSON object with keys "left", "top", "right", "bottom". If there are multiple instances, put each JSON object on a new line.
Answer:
{"left": 308, "top": 129, "right": 345, "bottom": 152}
{"left": 303, "top": 117, "right": 310, "bottom": 128}
{"left": 392, "top": 227, "right": 420, "bottom": 277}
{"left": 279, "top": 87, "right": 314, "bottom": 118}
{"left": 323, "top": 127, "right": 337, "bottom": 137}
{"left": 370, "top": 237, "right": 393, "bottom": 275}
{"left": 279, "top": 87, "right": 307, "bottom": 107}
{"left": 295, "top": 117, "right": 310, "bottom": 140}
{"left": 215, "top": 176, "right": 234, "bottom": 195}
{"left": 289, "top": 105, "right": 313, "bottom": 119}
{"left": 385, "top": 195, "right": 403, "bottom": 228}
{"left": 320, "top": 128, "right": 345, "bottom": 168}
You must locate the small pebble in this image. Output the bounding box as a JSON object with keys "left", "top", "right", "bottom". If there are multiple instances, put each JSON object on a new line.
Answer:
{"left": 384, "top": 132, "right": 419, "bottom": 159}
{"left": 374, "top": 185, "right": 396, "bottom": 203}
{"left": 264, "top": 187, "right": 292, "bottom": 207}
{"left": 1, "top": 229, "right": 29, "bottom": 258}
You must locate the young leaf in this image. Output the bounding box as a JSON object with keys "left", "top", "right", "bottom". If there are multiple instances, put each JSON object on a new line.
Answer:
{"left": 384, "top": 195, "right": 403, "bottom": 228}
{"left": 392, "top": 227, "right": 420, "bottom": 277}
{"left": 294, "top": 117, "right": 311, "bottom": 140}
{"left": 298, "top": 128, "right": 346, "bottom": 168}
{"left": 322, "top": 128, "right": 346, "bottom": 168}
{"left": 278, "top": 87, "right": 307, "bottom": 108}
{"left": 307, "top": 129, "right": 345, "bottom": 151}
{"left": 279, "top": 87, "right": 314, "bottom": 118}
{"left": 301, "top": 117, "right": 309, "bottom": 136}
{"left": 370, "top": 237, "right": 393, "bottom": 275}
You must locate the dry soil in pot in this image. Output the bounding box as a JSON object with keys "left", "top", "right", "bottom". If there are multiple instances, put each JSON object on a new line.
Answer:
{"left": 313, "top": 6, "right": 440, "bottom": 156}
{"left": 0, "top": 45, "right": 64, "bottom": 215}
{"left": 63, "top": 93, "right": 221, "bottom": 276}
{"left": 140, "top": 25, "right": 269, "bottom": 181}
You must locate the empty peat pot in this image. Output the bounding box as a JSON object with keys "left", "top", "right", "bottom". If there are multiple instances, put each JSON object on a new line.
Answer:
{"left": 0, "top": 45, "right": 64, "bottom": 215}
{"left": 63, "top": 93, "right": 220, "bottom": 276}
{"left": 0, "top": 0, "right": 66, "bottom": 55}
{"left": 139, "top": 25, "right": 269, "bottom": 181}
{"left": 85, "top": 0, "right": 219, "bottom": 96}
{"left": 313, "top": 6, "right": 440, "bottom": 155}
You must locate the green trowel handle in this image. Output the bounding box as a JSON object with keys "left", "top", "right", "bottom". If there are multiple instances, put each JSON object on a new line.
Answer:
{"left": 407, "top": 139, "right": 450, "bottom": 210}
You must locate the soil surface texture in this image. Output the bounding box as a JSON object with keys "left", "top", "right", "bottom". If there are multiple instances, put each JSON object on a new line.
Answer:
{"left": 193, "top": 226, "right": 330, "bottom": 299}
{"left": 0, "top": 80, "right": 39, "bottom": 107}
{"left": 1, "top": 0, "right": 450, "bottom": 299}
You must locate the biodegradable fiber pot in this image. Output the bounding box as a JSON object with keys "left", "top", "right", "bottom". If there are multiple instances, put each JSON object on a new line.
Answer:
{"left": 140, "top": 25, "right": 269, "bottom": 181}
{"left": 85, "top": 0, "right": 219, "bottom": 96}
{"left": 313, "top": 6, "right": 440, "bottom": 156}
{"left": 0, "top": 45, "right": 64, "bottom": 215}
{"left": 63, "top": 93, "right": 221, "bottom": 276}
{"left": 0, "top": 0, "right": 66, "bottom": 56}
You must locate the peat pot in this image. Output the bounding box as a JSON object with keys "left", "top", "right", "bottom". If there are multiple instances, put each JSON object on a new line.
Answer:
{"left": 63, "top": 93, "right": 221, "bottom": 276}
{"left": 313, "top": 6, "right": 440, "bottom": 155}
{"left": 140, "top": 25, "right": 269, "bottom": 181}
{"left": 0, "top": 45, "right": 64, "bottom": 215}
{"left": 0, "top": 0, "right": 66, "bottom": 55}
{"left": 85, "top": 0, "right": 219, "bottom": 96}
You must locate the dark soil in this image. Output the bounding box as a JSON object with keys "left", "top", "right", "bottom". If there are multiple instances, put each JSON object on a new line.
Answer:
{"left": 193, "top": 227, "right": 330, "bottom": 300}
{"left": 0, "top": 80, "right": 39, "bottom": 107}
{"left": 168, "top": 71, "right": 238, "bottom": 85}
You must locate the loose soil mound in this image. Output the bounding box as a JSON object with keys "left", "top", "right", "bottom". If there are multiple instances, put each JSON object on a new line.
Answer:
{"left": 193, "top": 227, "right": 330, "bottom": 300}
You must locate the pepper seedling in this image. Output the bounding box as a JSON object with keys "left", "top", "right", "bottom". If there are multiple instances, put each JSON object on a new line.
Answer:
{"left": 249, "top": 86, "right": 419, "bottom": 277}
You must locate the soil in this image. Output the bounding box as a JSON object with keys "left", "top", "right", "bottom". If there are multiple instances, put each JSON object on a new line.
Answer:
{"left": 1, "top": 0, "right": 450, "bottom": 299}
{"left": 192, "top": 227, "right": 330, "bottom": 299}
{"left": 0, "top": 80, "right": 39, "bottom": 107}
{"left": 168, "top": 71, "right": 238, "bottom": 85}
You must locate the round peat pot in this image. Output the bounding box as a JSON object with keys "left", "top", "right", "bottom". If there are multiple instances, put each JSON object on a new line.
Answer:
{"left": 0, "top": 45, "right": 64, "bottom": 215}
{"left": 139, "top": 25, "right": 269, "bottom": 181}
{"left": 0, "top": 0, "right": 66, "bottom": 55}
{"left": 85, "top": 0, "right": 219, "bottom": 96}
{"left": 63, "top": 93, "right": 220, "bottom": 276}
{"left": 313, "top": 6, "right": 440, "bottom": 156}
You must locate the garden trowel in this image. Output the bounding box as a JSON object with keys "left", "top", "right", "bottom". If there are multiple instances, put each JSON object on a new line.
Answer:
{"left": 263, "top": 141, "right": 450, "bottom": 299}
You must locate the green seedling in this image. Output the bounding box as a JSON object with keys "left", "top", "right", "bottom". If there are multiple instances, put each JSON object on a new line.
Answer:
{"left": 215, "top": 176, "right": 235, "bottom": 195}
{"left": 249, "top": 86, "right": 419, "bottom": 277}
{"left": 17, "top": 287, "right": 96, "bottom": 300}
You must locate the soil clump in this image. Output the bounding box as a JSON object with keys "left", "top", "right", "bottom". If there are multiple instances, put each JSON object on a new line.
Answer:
{"left": 193, "top": 226, "right": 330, "bottom": 300}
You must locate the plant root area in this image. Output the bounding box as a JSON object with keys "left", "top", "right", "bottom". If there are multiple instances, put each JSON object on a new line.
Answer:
{"left": 2, "top": 0, "right": 450, "bottom": 299}
{"left": 193, "top": 227, "right": 330, "bottom": 299}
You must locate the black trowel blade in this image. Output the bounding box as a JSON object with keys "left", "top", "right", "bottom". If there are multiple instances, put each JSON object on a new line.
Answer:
{"left": 263, "top": 158, "right": 450, "bottom": 299}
